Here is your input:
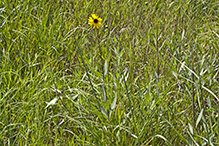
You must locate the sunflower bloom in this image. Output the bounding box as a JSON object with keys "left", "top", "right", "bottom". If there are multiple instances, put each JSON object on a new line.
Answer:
{"left": 88, "top": 14, "right": 102, "bottom": 29}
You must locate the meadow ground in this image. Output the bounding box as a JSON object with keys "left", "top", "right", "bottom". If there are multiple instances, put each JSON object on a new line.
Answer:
{"left": 0, "top": 0, "right": 219, "bottom": 145}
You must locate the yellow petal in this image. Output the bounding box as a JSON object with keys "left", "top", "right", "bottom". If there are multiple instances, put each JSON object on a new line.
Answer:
{"left": 91, "top": 14, "right": 98, "bottom": 19}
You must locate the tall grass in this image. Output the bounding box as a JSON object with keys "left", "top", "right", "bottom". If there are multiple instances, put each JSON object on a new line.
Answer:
{"left": 0, "top": 0, "right": 218, "bottom": 145}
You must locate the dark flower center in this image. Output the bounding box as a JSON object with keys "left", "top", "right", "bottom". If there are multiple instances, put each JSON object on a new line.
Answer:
{"left": 94, "top": 19, "right": 98, "bottom": 23}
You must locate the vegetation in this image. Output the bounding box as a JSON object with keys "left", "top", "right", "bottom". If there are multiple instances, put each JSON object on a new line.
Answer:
{"left": 0, "top": 0, "right": 218, "bottom": 145}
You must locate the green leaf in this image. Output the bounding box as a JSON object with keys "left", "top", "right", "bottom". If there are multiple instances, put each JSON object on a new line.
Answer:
{"left": 110, "top": 94, "right": 117, "bottom": 110}
{"left": 181, "top": 29, "right": 185, "bottom": 41}
{"left": 148, "top": 45, "right": 156, "bottom": 52}
{"left": 154, "top": 135, "right": 171, "bottom": 146}
{"left": 104, "top": 59, "right": 108, "bottom": 77}
{"left": 188, "top": 123, "right": 193, "bottom": 134}
{"left": 196, "top": 109, "right": 204, "bottom": 127}
{"left": 0, "top": 7, "right": 5, "bottom": 14}
{"left": 0, "top": 17, "right": 7, "bottom": 28}
{"left": 45, "top": 98, "right": 58, "bottom": 109}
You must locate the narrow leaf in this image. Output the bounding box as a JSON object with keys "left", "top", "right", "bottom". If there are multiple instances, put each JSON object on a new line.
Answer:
{"left": 104, "top": 59, "right": 108, "bottom": 77}
{"left": 110, "top": 94, "right": 117, "bottom": 110}
{"left": 45, "top": 98, "right": 58, "bottom": 109}
{"left": 196, "top": 109, "right": 204, "bottom": 127}
{"left": 155, "top": 135, "right": 171, "bottom": 146}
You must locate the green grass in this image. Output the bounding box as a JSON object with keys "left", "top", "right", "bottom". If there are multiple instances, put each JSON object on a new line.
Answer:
{"left": 0, "top": 0, "right": 218, "bottom": 145}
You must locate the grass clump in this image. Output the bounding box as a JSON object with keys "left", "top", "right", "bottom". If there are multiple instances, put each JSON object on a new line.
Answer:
{"left": 0, "top": 0, "right": 218, "bottom": 145}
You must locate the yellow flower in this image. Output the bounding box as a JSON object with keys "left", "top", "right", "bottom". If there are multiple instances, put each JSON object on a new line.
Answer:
{"left": 88, "top": 14, "right": 102, "bottom": 29}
